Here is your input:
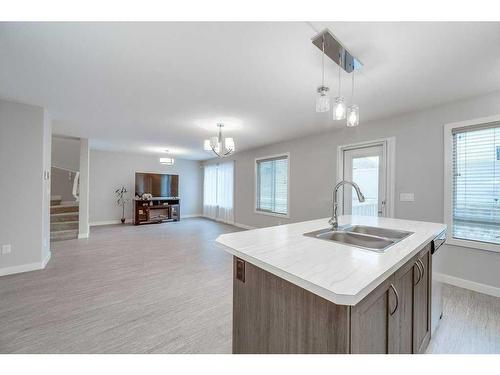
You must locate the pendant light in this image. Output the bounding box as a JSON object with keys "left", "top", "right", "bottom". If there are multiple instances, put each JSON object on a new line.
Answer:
{"left": 347, "top": 71, "right": 360, "bottom": 127}
{"left": 315, "top": 35, "right": 330, "bottom": 112}
{"left": 333, "top": 65, "right": 346, "bottom": 120}
{"left": 160, "top": 150, "right": 175, "bottom": 165}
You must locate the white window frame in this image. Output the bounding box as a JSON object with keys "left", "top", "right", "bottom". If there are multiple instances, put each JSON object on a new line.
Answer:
{"left": 254, "top": 152, "right": 290, "bottom": 218}
{"left": 336, "top": 138, "right": 396, "bottom": 218}
{"left": 444, "top": 114, "right": 500, "bottom": 253}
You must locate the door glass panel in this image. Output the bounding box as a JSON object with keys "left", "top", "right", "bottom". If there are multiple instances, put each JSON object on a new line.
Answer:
{"left": 352, "top": 156, "right": 380, "bottom": 216}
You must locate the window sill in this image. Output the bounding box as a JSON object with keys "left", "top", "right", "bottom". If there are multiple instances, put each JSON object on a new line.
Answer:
{"left": 446, "top": 236, "right": 500, "bottom": 254}
{"left": 254, "top": 209, "right": 290, "bottom": 219}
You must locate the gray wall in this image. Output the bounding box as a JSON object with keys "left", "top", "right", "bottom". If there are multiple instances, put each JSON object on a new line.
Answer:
{"left": 52, "top": 136, "right": 80, "bottom": 172}
{"left": 0, "top": 98, "right": 51, "bottom": 274}
{"left": 206, "top": 90, "right": 500, "bottom": 288}
{"left": 89, "top": 150, "right": 202, "bottom": 224}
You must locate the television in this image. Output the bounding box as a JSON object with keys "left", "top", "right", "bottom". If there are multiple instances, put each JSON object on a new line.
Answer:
{"left": 135, "top": 173, "right": 179, "bottom": 198}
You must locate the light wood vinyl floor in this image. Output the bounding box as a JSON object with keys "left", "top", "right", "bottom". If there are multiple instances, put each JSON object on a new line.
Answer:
{"left": 0, "top": 218, "right": 240, "bottom": 353}
{"left": 1, "top": 218, "right": 499, "bottom": 353}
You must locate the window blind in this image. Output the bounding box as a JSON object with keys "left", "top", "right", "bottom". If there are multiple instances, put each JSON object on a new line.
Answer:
{"left": 452, "top": 123, "right": 500, "bottom": 244}
{"left": 256, "top": 155, "right": 288, "bottom": 215}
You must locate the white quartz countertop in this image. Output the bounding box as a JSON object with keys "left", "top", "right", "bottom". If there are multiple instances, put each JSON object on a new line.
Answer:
{"left": 216, "top": 216, "right": 446, "bottom": 306}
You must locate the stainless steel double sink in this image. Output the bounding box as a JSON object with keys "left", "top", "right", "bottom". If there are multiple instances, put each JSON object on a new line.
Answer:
{"left": 303, "top": 225, "right": 413, "bottom": 252}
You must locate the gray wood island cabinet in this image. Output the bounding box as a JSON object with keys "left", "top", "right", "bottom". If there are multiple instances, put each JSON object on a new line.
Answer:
{"left": 217, "top": 216, "right": 446, "bottom": 354}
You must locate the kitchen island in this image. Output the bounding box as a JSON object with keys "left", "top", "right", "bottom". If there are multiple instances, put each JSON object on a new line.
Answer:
{"left": 216, "top": 215, "right": 446, "bottom": 354}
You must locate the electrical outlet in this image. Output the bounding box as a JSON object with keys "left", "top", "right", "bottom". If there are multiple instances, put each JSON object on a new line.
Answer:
{"left": 400, "top": 193, "right": 415, "bottom": 202}
{"left": 2, "top": 244, "right": 11, "bottom": 255}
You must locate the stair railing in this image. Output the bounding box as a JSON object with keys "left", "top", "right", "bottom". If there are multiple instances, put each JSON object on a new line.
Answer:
{"left": 51, "top": 165, "right": 80, "bottom": 202}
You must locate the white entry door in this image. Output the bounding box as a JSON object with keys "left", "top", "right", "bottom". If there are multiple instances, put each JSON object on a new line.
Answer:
{"left": 342, "top": 144, "right": 387, "bottom": 217}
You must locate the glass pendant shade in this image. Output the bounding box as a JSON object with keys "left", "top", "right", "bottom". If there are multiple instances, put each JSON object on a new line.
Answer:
{"left": 203, "top": 139, "right": 212, "bottom": 151}
{"left": 333, "top": 96, "right": 346, "bottom": 120}
{"left": 315, "top": 86, "right": 330, "bottom": 112}
{"left": 224, "top": 137, "right": 235, "bottom": 152}
{"left": 159, "top": 157, "right": 175, "bottom": 165}
{"left": 347, "top": 104, "right": 359, "bottom": 127}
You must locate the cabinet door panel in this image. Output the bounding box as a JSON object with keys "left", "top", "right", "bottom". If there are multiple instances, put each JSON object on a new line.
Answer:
{"left": 395, "top": 265, "right": 415, "bottom": 354}
{"left": 413, "top": 247, "right": 431, "bottom": 353}
{"left": 351, "top": 276, "right": 395, "bottom": 354}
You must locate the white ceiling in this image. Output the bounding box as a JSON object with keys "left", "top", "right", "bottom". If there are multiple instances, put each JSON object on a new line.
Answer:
{"left": 1, "top": 22, "right": 500, "bottom": 160}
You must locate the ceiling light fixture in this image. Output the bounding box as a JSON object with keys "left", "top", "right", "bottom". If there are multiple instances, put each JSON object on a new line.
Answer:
{"left": 160, "top": 150, "right": 175, "bottom": 165}
{"left": 311, "top": 28, "right": 363, "bottom": 127}
{"left": 315, "top": 35, "right": 330, "bottom": 113}
{"left": 347, "top": 71, "right": 359, "bottom": 127}
{"left": 203, "top": 123, "right": 235, "bottom": 158}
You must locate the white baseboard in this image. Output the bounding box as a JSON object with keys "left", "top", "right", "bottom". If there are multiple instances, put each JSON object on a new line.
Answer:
{"left": 434, "top": 272, "right": 500, "bottom": 298}
{"left": 90, "top": 219, "right": 131, "bottom": 226}
{"left": 199, "top": 215, "right": 256, "bottom": 230}
{"left": 78, "top": 233, "right": 89, "bottom": 239}
{"left": 0, "top": 251, "right": 51, "bottom": 277}
{"left": 181, "top": 214, "right": 202, "bottom": 219}
{"left": 42, "top": 251, "right": 51, "bottom": 268}
{"left": 90, "top": 215, "right": 201, "bottom": 227}
{"left": 233, "top": 222, "right": 257, "bottom": 230}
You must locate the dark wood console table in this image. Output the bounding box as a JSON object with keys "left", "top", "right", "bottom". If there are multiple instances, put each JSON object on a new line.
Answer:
{"left": 134, "top": 198, "right": 180, "bottom": 225}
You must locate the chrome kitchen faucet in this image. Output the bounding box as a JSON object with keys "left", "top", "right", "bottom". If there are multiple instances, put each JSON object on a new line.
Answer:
{"left": 329, "top": 180, "right": 365, "bottom": 230}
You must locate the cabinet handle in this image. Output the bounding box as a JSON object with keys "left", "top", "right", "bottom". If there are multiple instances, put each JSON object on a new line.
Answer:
{"left": 414, "top": 261, "right": 423, "bottom": 285}
{"left": 389, "top": 284, "right": 399, "bottom": 316}
{"left": 418, "top": 259, "right": 425, "bottom": 280}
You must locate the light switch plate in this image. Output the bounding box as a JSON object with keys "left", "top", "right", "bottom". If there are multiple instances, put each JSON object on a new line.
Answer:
{"left": 2, "top": 244, "right": 11, "bottom": 255}
{"left": 400, "top": 193, "right": 415, "bottom": 202}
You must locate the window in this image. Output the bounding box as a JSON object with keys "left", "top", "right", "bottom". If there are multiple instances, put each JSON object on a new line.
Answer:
{"left": 255, "top": 154, "right": 289, "bottom": 216}
{"left": 445, "top": 117, "right": 500, "bottom": 252}
{"left": 203, "top": 162, "right": 234, "bottom": 224}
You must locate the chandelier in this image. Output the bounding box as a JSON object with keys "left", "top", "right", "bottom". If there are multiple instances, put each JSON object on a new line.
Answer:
{"left": 203, "top": 123, "right": 235, "bottom": 158}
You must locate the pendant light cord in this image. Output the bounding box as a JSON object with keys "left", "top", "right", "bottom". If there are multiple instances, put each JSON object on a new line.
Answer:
{"left": 338, "top": 64, "right": 341, "bottom": 96}
{"left": 351, "top": 70, "right": 355, "bottom": 102}
{"left": 321, "top": 36, "right": 325, "bottom": 86}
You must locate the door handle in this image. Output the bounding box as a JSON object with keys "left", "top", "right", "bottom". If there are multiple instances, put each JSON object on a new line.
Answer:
{"left": 389, "top": 284, "right": 399, "bottom": 316}
{"left": 414, "top": 261, "right": 422, "bottom": 285}
{"left": 418, "top": 259, "right": 425, "bottom": 280}
{"left": 378, "top": 200, "right": 386, "bottom": 215}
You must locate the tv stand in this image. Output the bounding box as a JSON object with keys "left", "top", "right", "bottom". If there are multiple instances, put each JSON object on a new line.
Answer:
{"left": 133, "top": 198, "right": 180, "bottom": 225}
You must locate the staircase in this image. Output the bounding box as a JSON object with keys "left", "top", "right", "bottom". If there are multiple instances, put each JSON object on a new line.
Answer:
{"left": 50, "top": 195, "right": 79, "bottom": 241}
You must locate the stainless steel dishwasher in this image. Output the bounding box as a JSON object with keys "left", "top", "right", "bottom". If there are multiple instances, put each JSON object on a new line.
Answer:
{"left": 431, "top": 229, "right": 447, "bottom": 335}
